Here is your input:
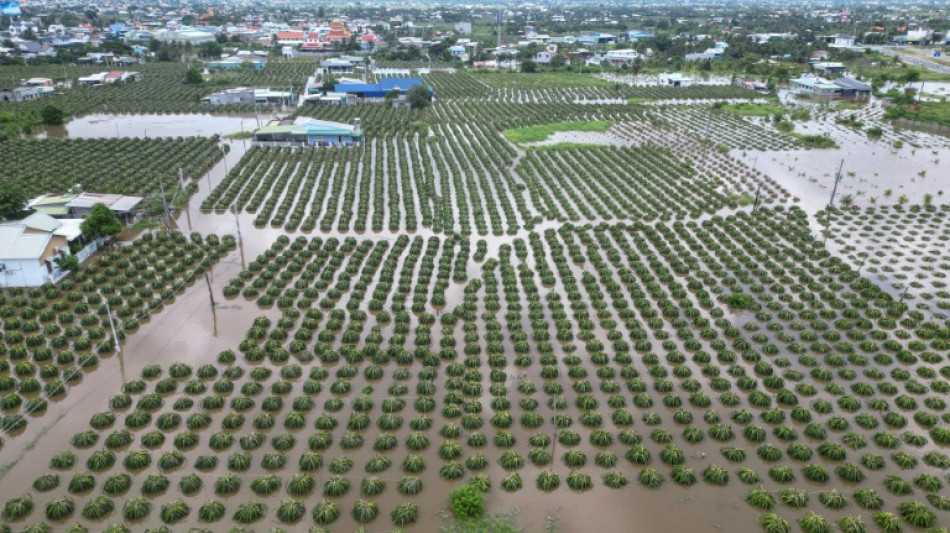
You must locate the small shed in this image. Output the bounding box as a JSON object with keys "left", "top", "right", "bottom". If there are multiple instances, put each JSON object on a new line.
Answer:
{"left": 833, "top": 77, "right": 872, "bottom": 99}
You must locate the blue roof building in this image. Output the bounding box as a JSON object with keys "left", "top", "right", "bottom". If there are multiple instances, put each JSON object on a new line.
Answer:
{"left": 334, "top": 77, "right": 427, "bottom": 99}
{"left": 626, "top": 30, "right": 654, "bottom": 41}
{"left": 577, "top": 32, "right": 617, "bottom": 46}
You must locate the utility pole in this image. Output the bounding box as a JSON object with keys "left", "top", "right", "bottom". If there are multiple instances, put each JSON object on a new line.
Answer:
{"left": 220, "top": 145, "right": 229, "bottom": 178}
{"left": 497, "top": 9, "right": 502, "bottom": 48}
{"left": 158, "top": 174, "right": 171, "bottom": 231}
{"left": 207, "top": 155, "right": 214, "bottom": 192}
{"left": 232, "top": 203, "right": 246, "bottom": 269}
{"left": 179, "top": 168, "right": 192, "bottom": 232}
{"left": 202, "top": 260, "right": 218, "bottom": 337}
{"left": 828, "top": 158, "right": 845, "bottom": 208}
{"left": 750, "top": 182, "right": 764, "bottom": 212}
{"left": 100, "top": 290, "right": 121, "bottom": 354}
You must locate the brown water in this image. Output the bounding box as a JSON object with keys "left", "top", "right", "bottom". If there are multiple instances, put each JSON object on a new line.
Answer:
{"left": 2, "top": 107, "right": 949, "bottom": 533}
{"left": 35, "top": 113, "right": 266, "bottom": 140}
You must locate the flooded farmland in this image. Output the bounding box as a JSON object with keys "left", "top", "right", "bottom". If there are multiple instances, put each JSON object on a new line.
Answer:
{"left": 2, "top": 85, "right": 950, "bottom": 533}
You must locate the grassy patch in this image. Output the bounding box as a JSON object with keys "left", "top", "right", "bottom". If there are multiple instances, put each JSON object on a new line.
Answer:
{"left": 791, "top": 133, "right": 839, "bottom": 148}
{"left": 715, "top": 102, "right": 786, "bottom": 116}
{"left": 224, "top": 130, "right": 254, "bottom": 139}
{"left": 504, "top": 120, "right": 612, "bottom": 143}
{"left": 885, "top": 100, "right": 950, "bottom": 128}
{"left": 529, "top": 142, "right": 604, "bottom": 151}
{"left": 849, "top": 52, "right": 950, "bottom": 83}
{"left": 440, "top": 510, "right": 524, "bottom": 533}
{"left": 130, "top": 220, "right": 162, "bottom": 230}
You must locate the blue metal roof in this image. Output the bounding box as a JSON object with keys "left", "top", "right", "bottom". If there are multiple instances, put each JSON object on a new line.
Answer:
{"left": 334, "top": 78, "right": 424, "bottom": 96}
{"left": 379, "top": 77, "right": 422, "bottom": 91}
{"left": 334, "top": 83, "right": 379, "bottom": 93}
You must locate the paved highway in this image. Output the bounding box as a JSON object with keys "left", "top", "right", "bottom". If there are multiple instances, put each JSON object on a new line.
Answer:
{"left": 872, "top": 46, "right": 950, "bottom": 74}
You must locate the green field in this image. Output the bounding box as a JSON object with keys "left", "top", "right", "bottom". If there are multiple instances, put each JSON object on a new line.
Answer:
{"left": 503, "top": 120, "right": 613, "bottom": 143}
{"left": 716, "top": 102, "right": 787, "bottom": 117}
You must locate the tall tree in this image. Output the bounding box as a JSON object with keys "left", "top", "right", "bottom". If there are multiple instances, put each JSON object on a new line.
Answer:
{"left": 80, "top": 203, "right": 122, "bottom": 241}
{"left": 407, "top": 84, "right": 432, "bottom": 110}
{"left": 40, "top": 105, "right": 65, "bottom": 126}
{"left": 0, "top": 181, "right": 27, "bottom": 220}
{"left": 184, "top": 67, "right": 204, "bottom": 84}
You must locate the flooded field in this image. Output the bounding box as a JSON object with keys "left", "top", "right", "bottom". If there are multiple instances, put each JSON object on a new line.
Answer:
{"left": 35, "top": 113, "right": 264, "bottom": 140}
{"left": 3, "top": 86, "right": 950, "bottom": 533}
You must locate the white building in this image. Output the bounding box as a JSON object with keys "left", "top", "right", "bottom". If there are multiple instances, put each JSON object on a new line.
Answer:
{"left": 587, "top": 49, "right": 640, "bottom": 66}
{"left": 450, "top": 45, "right": 468, "bottom": 61}
{"left": 0, "top": 213, "right": 83, "bottom": 287}
{"left": 662, "top": 73, "right": 693, "bottom": 87}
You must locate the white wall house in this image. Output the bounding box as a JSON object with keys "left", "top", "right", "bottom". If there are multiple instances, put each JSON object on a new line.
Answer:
{"left": 603, "top": 49, "right": 640, "bottom": 65}
{"left": 0, "top": 213, "right": 83, "bottom": 287}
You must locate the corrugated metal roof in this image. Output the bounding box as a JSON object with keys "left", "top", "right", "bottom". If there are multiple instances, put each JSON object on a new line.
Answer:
{"left": 110, "top": 196, "right": 143, "bottom": 212}
{"left": 67, "top": 192, "right": 124, "bottom": 209}
{"left": 379, "top": 77, "right": 422, "bottom": 91}
{"left": 16, "top": 212, "right": 62, "bottom": 232}
{"left": 35, "top": 206, "right": 70, "bottom": 216}
{"left": 0, "top": 227, "right": 52, "bottom": 260}
{"left": 833, "top": 77, "right": 871, "bottom": 91}
{"left": 28, "top": 193, "right": 77, "bottom": 207}
{"left": 53, "top": 219, "right": 83, "bottom": 241}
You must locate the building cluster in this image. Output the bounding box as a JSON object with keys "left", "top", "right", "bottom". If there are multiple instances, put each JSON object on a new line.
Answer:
{"left": 0, "top": 193, "right": 142, "bottom": 287}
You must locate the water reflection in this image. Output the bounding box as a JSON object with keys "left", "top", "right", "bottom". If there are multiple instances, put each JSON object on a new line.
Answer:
{"left": 35, "top": 113, "right": 267, "bottom": 139}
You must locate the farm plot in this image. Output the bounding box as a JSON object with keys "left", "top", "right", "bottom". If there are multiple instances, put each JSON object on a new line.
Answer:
{"left": 515, "top": 144, "right": 780, "bottom": 221}
{"left": 204, "top": 123, "right": 530, "bottom": 236}
{"left": 0, "top": 231, "right": 235, "bottom": 442}
{"left": 5, "top": 208, "right": 950, "bottom": 532}
{"left": 296, "top": 101, "right": 647, "bottom": 138}
{"left": 609, "top": 122, "right": 792, "bottom": 203}
{"left": 439, "top": 72, "right": 761, "bottom": 102}
{"left": 638, "top": 106, "right": 803, "bottom": 152}
{"left": 207, "top": 119, "right": 786, "bottom": 235}
{"left": 0, "top": 61, "right": 312, "bottom": 117}
{"left": 820, "top": 205, "right": 950, "bottom": 314}
{"left": 205, "top": 59, "right": 314, "bottom": 90}
{"left": 431, "top": 101, "right": 644, "bottom": 130}
{"left": 0, "top": 137, "right": 224, "bottom": 197}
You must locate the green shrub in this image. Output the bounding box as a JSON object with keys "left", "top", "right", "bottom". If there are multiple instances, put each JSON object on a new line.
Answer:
{"left": 448, "top": 482, "right": 485, "bottom": 520}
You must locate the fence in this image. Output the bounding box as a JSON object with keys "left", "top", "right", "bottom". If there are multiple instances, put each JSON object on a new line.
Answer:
{"left": 75, "top": 237, "right": 107, "bottom": 264}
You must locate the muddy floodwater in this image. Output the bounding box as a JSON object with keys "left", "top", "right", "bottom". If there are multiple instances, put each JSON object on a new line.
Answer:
{"left": 2, "top": 102, "right": 949, "bottom": 533}
{"left": 35, "top": 113, "right": 267, "bottom": 139}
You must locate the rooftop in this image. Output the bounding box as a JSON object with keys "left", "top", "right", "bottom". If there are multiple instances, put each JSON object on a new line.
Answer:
{"left": 255, "top": 117, "right": 363, "bottom": 138}
{"left": 833, "top": 77, "right": 872, "bottom": 91}
{"left": 0, "top": 226, "right": 51, "bottom": 260}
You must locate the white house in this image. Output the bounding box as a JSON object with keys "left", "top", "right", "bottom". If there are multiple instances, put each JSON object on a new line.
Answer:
{"left": 449, "top": 45, "right": 468, "bottom": 61}
{"left": 535, "top": 44, "right": 567, "bottom": 65}
{"left": 0, "top": 212, "right": 84, "bottom": 287}
{"left": 594, "top": 49, "right": 640, "bottom": 66}
{"left": 824, "top": 34, "right": 855, "bottom": 48}
{"left": 662, "top": 73, "right": 693, "bottom": 87}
